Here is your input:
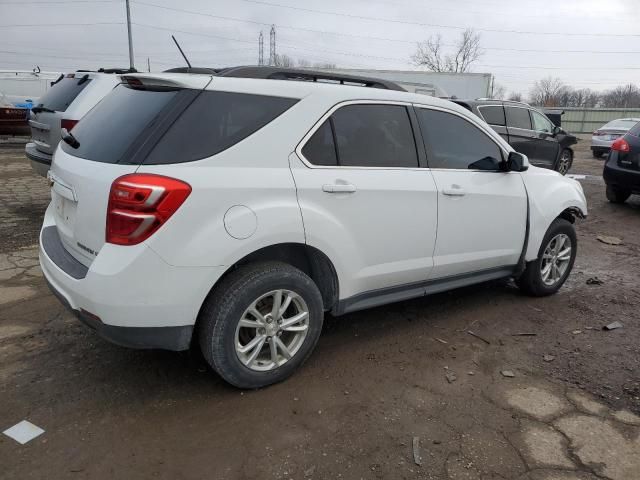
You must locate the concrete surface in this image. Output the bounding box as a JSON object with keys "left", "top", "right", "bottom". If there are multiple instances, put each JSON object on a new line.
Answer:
{"left": 0, "top": 142, "right": 639, "bottom": 479}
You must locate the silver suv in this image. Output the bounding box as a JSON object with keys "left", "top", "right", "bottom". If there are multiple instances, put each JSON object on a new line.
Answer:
{"left": 25, "top": 69, "right": 133, "bottom": 176}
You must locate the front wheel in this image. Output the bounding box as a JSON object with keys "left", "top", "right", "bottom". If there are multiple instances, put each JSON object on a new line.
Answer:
{"left": 517, "top": 218, "right": 577, "bottom": 296}
{"left": 198, "top": 262, "right": 324, "bottom": 389}
{"left": 555, "top": 149, "right": 573, "bottom": 175}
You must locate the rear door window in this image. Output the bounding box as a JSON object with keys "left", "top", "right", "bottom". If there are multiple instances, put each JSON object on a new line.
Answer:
{"left": 145, "top": 91, "right": 298, "bottom": 164}
{"left": 36, "top": 75, "right": 92, "bottom": 112}
{"left": 416, "top": 108, "right": 503, "bottom": 169}
{"left": 505, "top": 107, "right": 532, "bottom": 130}
{"left": 330, "top": 104, "right": 418, "bottom": 168}
{"left": 478, "top": 105, "right": 505, "bottom": 126}
{"left": 301, "top": 120, "right": 338, "bottom": 166}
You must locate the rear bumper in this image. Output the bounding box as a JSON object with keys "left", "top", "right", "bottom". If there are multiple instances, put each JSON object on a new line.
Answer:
{"left": 25, "top": 142, "right": 52, "bottom": 177}
{"left": 591, "top": 137, "right": 614, "bottom": 148}
{"left": 603, "top": 160, "right": 640, "bottom": 193}
{"left": 39, "top": 206, "right": 225, "bottom": 351}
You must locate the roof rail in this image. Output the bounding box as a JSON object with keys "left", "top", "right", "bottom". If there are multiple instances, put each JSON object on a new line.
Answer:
{"left": 76, "top": 68, "right": 138, "bottom": 74}
{"left": 162, "top": 65, "right": 406, "bottom": 91}
{"left": 474, "top": 98, "right": 531, "bottom": 107}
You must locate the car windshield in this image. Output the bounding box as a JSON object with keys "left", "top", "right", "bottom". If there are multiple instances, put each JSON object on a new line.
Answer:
{"left": 603, "top": 119, "right": 639, "bottom": 130}
{"left": 35, "top": 74, "right": 93, "bottom": 112}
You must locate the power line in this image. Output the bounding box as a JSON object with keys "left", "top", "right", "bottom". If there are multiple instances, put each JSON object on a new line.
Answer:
{"left": 1, "top": 0, "right": 118, "bottom": 3}
{"left": 239, "top": 0, "right": 640, "bottom": 38}
{"left": 130, "top": 1, "right": 640, "bottom": 55}
{"left": 0, "top": 22, "right": 124, "bottom": 27}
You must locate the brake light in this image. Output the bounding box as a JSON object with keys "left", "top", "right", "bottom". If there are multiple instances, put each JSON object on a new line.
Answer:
{"left": 106, "top": 174, "right": 191, "bottom": 245}
{"left": 61, "top": 119, "right": 78, "bottom": 131}
{"left": 611, "top": 137, "right": 630, "bottom": 153}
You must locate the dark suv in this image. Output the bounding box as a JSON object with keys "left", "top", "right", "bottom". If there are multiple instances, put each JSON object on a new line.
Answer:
{"left": 603, "top": 123, "right": 640, "bottom": 203}
{"left": 453, "top": 99, "right": 577, "bottom": 175}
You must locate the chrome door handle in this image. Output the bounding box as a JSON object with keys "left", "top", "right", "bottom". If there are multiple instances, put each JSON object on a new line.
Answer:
{"left": 442, "top": 186, "right": 466, "bottom": 196}
{"left": 322, "top": 183, "right": 357, "bottom": 193}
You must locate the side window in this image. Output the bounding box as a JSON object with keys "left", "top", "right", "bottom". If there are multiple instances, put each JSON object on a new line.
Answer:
{"left": 301, "top": 120, "right": 337, "bottom": 166}
{"left": 416, "top": 108, "right": 503, "bottom": 170}
{"left": 478, "top": 105, "right": 505, "bottom": 126}
{"left": 505, "top": 106, "right": 532, "bottom": 130}
{"left": 330, "top": 104, "right": 418, "bottom": 168}
{"left": 531, "top": 110, "right": 554, "bottom": 133}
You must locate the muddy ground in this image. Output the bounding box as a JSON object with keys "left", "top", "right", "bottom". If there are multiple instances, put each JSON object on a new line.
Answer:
{"left": 0, "top": 138, "right": 638, "bottom": 479}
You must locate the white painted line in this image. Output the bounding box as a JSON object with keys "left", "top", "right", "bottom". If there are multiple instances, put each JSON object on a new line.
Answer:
{"left": 3, "top": 420, "right": 45, "bottom": 445}
{"left": 567, "top": 174, "right": 587, "bottom": 180}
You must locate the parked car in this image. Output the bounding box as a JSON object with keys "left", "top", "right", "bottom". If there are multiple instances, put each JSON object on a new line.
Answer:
{"left": 591, "top": 118, "right": 640, "bottom": 158}
{"left": 453, "top": 99, "right": 578, "bottom": 175}
{"left": 40, "top": 68, "right": 587, "bottom": 388}
{"left": 25, "top": 68, "right": 134, "bottom": 176}
{"left": 603, "top": 122, "right": 640, "bottom": 203}
{"left": 0, "top": 92, "right": 29, "bottom": 136}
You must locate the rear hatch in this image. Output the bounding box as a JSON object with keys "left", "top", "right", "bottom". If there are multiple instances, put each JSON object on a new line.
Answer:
{"left": 49, "top": 75, "right": 212, "bottom": 266}
{"left": 29, "top": 73, "right": 94, "bottom": 155}
{"left": 614, "top": 125, "right": 640, "bottom": 172}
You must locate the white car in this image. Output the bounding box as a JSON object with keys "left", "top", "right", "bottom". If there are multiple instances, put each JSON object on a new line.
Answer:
{"left": 591, "top": 118, "right": 640, "bottom": 158}
{"left": 25, "top": 69, "right": 133, "bottom": 176}
{"left": 39, "top": 68, "right": 587, "bottom": 388}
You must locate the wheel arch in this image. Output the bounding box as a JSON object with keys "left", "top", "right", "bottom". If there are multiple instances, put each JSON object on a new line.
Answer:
{"left": 200, "top": 242, "right": 340, "bottom": 316}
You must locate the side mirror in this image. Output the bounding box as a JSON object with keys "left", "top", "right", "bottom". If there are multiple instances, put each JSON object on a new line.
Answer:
{"left": 552, "top": 125, "right": 562, "bottom": 136}
{"left": 507, "top": 151, "right": 529, "bottom": 172}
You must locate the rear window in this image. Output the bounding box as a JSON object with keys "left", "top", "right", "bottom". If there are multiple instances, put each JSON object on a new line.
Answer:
{"left": 62, "top": 85, "right": 179, "bottom": 163}
{"left": 629, "top": 122, "right": 640, "bottom": 137}
{"left": 37, "top": 75, "right": 92, "bottom": 112}
{"left": 604, "top": 119, "right": 639, "bottom": 130}
{"left": 62, "top": 86, "right": 298, "bottom": 164}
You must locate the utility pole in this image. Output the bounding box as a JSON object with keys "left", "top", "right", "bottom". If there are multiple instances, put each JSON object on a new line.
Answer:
{"left": 269, "top": 25, "right": 276, "bottom": 66}
{"left": 125, "top": 0, "right": 135, "bottom": 70}
{"left": 258, "top": 31, "right": 264, "bottom": 66}
{"left": 147, "top": 57, "right": 150, "bottom": 72}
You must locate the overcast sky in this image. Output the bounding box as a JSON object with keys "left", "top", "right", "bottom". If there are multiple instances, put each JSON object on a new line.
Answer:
{"left": 1, "top": 0, "right": 639, "bottom": 96}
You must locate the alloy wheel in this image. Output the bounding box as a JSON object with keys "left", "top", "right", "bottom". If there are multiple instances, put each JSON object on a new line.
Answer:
{"left": 557, "top": 151, "right": 571, "bottom": 175}
{"left": 540, "top": 233, "right": 572, "bottom": 286}
{"left": 234, "top": 289, "right": 310, "bottom": 371}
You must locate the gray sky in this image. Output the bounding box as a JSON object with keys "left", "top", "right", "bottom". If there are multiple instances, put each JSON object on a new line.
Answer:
{"left": 1, "top": 0, "right": 639, "bottom": 96}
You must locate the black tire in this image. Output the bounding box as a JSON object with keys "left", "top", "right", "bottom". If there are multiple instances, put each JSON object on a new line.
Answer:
{"left": 198, "top": 261, "right": 324, "bottom": 389}
{"left": 606, "top": 184, "right": 631, "bottom": 204}
{"left": 516, "top": 218, "right": 577, "bottom": 297}
{"left": 555, "top": 149, "right": 573, "bottom": 175}
{"left": 591, "top": 150, "right": 602, "bottom": 159}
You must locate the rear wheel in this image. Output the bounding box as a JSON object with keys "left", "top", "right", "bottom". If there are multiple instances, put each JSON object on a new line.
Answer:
{"left": 606, "top": 184, "right": 631, "bottom": 204}
{"left": 198, "top": 261, "right": 324, "bottom": 389}
{"left": 517, "top": 218, "right": 577, "bottom": 296}
{"left": 591, "top": 149, "right": 603, "bottom": 158}
{"left": 556, "top": 149, "right": 573, "bottom": 175}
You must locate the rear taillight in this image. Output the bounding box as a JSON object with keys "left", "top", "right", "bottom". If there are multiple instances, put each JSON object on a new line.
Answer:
{"left": 61, "top": 119, "right": 78, "bottom": 131}
{"left": 106, "top": 174, "right": 191, "bottom": 246}
{"left": 611, "top": 137, "right": 630, "bottom": 153}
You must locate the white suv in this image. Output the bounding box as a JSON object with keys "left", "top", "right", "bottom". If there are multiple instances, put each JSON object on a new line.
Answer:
{"left": 25, "top": 69, "right": 132, "bottom": 176}
{"left": 39, "top": 68, "right": 587, "bottom": 388}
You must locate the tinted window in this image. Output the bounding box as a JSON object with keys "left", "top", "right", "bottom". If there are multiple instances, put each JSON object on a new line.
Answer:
{"left": 37, "top": 75, "right": 92, "bottom": 112}
{"left": 531, "top": 111, "right": 554, "bottom": 133}
{"left": 330, "top": 104, "right": 418, "bottom": 168}
{"left": 505, "top": 107, "right": 532, "bottom": 130}
{"left": 302, "top": 120, "right": 337, "bottom": 166}
{"left": 478, "top": 105, "right": 505, "bottom": 126}
{"left": 416, "top": 108, "right": 503, "bottom": 170}
{"left": 61, "top": 85, "right": 178, "bottom": 163}
{"left": 146, "top": 91, "right": 298, "bottom": 164}
{"left": 629, "top": 122, "right": 640, "bottom": 137}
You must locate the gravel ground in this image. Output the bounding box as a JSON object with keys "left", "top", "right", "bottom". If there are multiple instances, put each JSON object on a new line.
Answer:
{"left": 0, "top": 138, "right": 638, "bottom": 480}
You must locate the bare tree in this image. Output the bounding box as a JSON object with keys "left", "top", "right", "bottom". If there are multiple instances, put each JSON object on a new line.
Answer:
{"left": 297, "top": 59, "right": 311, "bottom": 68}
{"left": 529, "top": 77, "right": 568, "bottom": 107}
{"left": 312, "top": 62, "right": 336, "bottom": 70}
{"left": 491, "top": 82, "right": 506, "bottom": 100}
{"left": 274, "top": 53, "right": 295, "bottom": 68}
{"left": 508, "top": 92, "right": 523, "bottom": 102}
{"left": 412, "top": 28, "right": 482, "bottom": 73}
{"left": 600, "top": 84, "right": 640, "bottom": 108}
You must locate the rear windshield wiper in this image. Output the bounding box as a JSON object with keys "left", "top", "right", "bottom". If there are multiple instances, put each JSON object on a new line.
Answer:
{"left": 61, "top": 128, "right": 80, "bottom": 149}
{"left": 31, "top": 105, "right": 55, "bottom": 114}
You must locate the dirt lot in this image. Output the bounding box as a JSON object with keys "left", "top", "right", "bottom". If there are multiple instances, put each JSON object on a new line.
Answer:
{"left": 1, "top": 139, "right": 639, "bottom": 480}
